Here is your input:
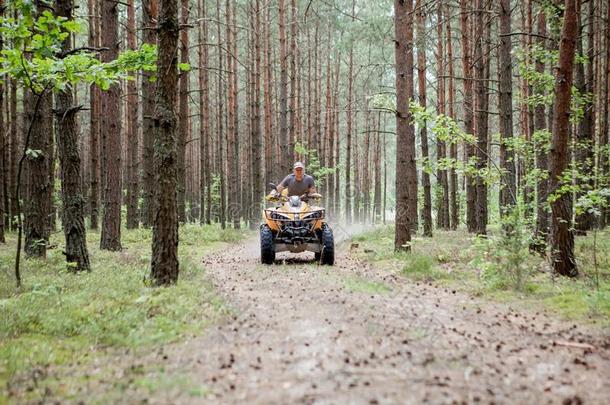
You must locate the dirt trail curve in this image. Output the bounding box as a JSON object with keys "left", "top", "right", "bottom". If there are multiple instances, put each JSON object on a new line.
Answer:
{"left": 159, "top": 237, "right": 609, "bottom": 404}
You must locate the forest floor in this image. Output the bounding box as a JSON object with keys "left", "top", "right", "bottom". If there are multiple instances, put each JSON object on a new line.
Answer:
{"left": 3, "top": 225, "right": 610, "bottom": 403}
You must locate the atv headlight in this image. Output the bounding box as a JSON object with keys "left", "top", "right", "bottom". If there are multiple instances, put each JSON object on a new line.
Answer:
{"left": 269, "top": 211, "right": 288, "bottom": 220}
{"left": 304, "top": 210, "right": 324, "bottom": 220}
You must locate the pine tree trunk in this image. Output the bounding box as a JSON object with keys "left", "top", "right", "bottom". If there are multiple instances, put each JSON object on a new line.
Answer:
{"left": 100, "top": 0, "right": 122, "bottom": 251}
{"left": 373, "top": 113, "right": 382, "bottom": 223}
{"left": 151, "top": 0, "right": 180, "bottom": 285}
{"left": 198, "top": 0, "right": 211, "bottom": 225}
{"left": 263, "top": 5, "right": 274, "bottom": 188}
{"left": 278, "top": 0, "right": 289, "bottom": 174}
{"left": 533, "top": 11, "right": 549, "bottom": 251}
{"left": 249, "top": 0, "right": 263, "bottom": 229}
{"left": 599, "top": 0, "right": 610, "bottom": 229}
{"left": 435, "top": 1, "right": 449, "bottom": 230}
{"left": 353, "top": 110, "right": 360, "bottom": 223}
{"left": 288, "top": 0, "right": 298, "bottom": 164}
{"left": 216, "top": 0, "right": 226, "bottom": 228}
{"left": 54, "top": 0, "right": 90, "bottom": 271}
{"left": 498, "top": 0, "right": 516, "bottom": 214}
{"left": 549, "top": 0, "right": 578, "bottom": 277}
{"left": 394, "top": 0, "right": 415, "bottom": 251}
{"left": 88, "top": 0, "right": 100, "bottom": 230}
{"left": 176, "top": 0, "right": 189, "bottom": 223}
{"left": 0, "top": 5, "right": 4, "bottom": 243}
{"left": 474, "top": 0, "right": 488, "bottom": 235}
{"left": 230, "top": 0, "right": 240, "bottom": 229}
{"left": 225, "top": 0, "right": 239, "bottom": 229}
{"left": 363, "top": 115, "right": 371, "bottom": 224}
{"left": 574, "top": 0, "right": 594, "bottom": 233}
{"left": 459, "top": 0, "right": 476, "bottom": 233}
{"left": 345, "top": 0, "right": 355, "bottom": 224}
{"left": 126, "top": 0, "right": 139, "bottom": 229}
{"left": 9, "top": 79, "right": 18, "bottom": 231}
{"left": 417, "top": 0, "right": 432, "bottom": 236}
{"left": 141, "top": 0, "right": 157, "bottom": 227}
{"left": 333, "top": 59, "right": 341, "bottom": 217}
{"left": 323, "top": 32, "right": 333, "bottom": 206}
{"left": 24, "top": 86, "right": 53, "bottom": 257}
{"left": 445, "top": 4, "right": 458, "bottom": 230}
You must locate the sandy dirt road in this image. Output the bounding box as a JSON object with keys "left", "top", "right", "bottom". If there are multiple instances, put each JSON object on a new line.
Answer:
{"left": 142, "top": 235, "right": 610, "bottom": 404}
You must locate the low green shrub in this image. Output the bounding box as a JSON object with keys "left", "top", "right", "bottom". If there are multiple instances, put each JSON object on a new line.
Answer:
{"left": 0, "top": 223, "right": 246, "bottom": 395}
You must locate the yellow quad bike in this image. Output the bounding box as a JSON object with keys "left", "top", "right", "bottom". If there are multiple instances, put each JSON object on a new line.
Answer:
{"left": 260, "top": 185, "right": 334, "bottom": 265}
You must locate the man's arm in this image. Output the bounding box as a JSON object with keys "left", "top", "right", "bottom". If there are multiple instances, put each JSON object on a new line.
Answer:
{"left": 276, "top": 175, "right": 291, "bottom": 194}
{"left": 307, "top": 176, "right": 316, "bottom": 194}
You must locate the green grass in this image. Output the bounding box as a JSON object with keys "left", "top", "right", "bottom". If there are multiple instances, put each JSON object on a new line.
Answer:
{"left": 0, "top": 223, "right": 248, "bottom": 402}
{"left": 351, "top": 225, "right": 610, "bottom": 327}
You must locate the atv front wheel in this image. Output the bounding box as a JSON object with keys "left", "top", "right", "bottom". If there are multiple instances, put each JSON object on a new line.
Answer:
{"left": 320, "top": 224, "right": 334, "bottom": 265}
{"left": 260, "top": 225, "right": 275, "bottom": 264}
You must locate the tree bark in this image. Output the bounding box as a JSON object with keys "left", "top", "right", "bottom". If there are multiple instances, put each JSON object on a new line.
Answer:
{"left": 373, "top": 112, "right": 382, "bottom": 223}
{"left": 216, "top": 0, "right": 226, "bottom": 228}
{"left": 601, "top": 0, "right": 610, "bottom": 226}
{"left": 417, "top": 0, "right": 432, "bottom": 236}
{"left": 198, "top": 0, "right": 211, "bottom": 225}
{"left": 288, "top": 0, "right": 298, "bottom": 164}
{"left": 474, "top": 0, "right": 489, "bottom": 235}
{"left": 263, "top": 4, "right": 274, "bottom": 189}
{"left": 345, "top": 3, "right": 354, "bottom": 225}
{"left": 88, "top": 0, "right": 100, "bottom": 230}
{"left": 459, "top": 0, "right": 477, "bottom": 233}
{"left": 126, "top": 0, "right": 139, "bottom": 229}
{"left": 445, "top": 3, "right": 458, "bottom": 230}
{"left": 100, "top": 0, "right": 122, "bottom": 251}
{"left": 249, "top": 0, "right": 263, "bottom": 229}
{"left": 278, "top": 0, "right": 289, "bottom": 174}
{"left": 54, "top": 0, "right": 90, "bottom": 271}
{"left": 141, "top": 0, "right": 157, "bottom": 227}
{"left": 176, "top": 0, "right": 190, "bottom": 223}
{"left": 0, "top": 1, "right": 4, "bottom": 243}
{"left": 435, "top": 1, "right": 449, "bottom": 231}
{"left": 151, "top": 0, "right": 180, "bottom": 285}
{"left": 333, "top": 59, "right": 341, "bottom": 217}
{"left": 498, "top": 0, "right": 516, "bottom": 214}
{"left": 394, "top": 0, "right": 415, "bottom": 251}
{"left": 9, "top": 79, "right": 18, "bottom": 231}
{"left": 230, "top": 0, "right": 240, "bottom": 229}
{"left": 24, "top": 88, "right": 53, "bottom": 257}
{"left": 549, "top": 0, "right": 578, "bottom": 277}
{"left": 532, "top": 10, "right": 549, "bottom": 252}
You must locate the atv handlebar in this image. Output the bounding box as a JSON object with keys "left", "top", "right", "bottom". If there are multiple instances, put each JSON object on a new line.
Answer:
{"left": 266, "top": 192, "right": 322, "bottom": 203}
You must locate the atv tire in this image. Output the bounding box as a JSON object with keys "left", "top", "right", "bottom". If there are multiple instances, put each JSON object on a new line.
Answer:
{"left": 320, "top": 224, "right": 334, "bottom": 265}
{"left": 260, "top": 225, "right": 275, "bottom": 264}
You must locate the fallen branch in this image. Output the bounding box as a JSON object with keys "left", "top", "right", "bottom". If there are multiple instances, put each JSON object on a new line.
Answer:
{"left": 551, "top": 340, "right": 596, "bottom": 350}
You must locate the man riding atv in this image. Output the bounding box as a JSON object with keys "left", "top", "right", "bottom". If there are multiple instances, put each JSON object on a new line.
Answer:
{"left": 261, "top": 162, "right": 334, "bottom": 265}
{"left": 274, "top": 161, "right": 316, "bottom": 197}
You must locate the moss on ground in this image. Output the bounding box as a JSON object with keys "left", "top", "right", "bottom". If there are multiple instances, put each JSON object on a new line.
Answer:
{"left": 352, "top": 225, "right": 610, "bottom": 328}
{"left": 0, "top": 224, "right": 248, "bottom": 402}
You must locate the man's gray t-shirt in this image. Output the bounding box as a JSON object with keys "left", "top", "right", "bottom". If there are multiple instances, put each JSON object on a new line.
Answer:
{"left": 280, "top": 174, "right": 315, "bottom": 196}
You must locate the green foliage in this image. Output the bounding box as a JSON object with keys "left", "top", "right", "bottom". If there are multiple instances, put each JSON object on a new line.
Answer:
{"left": 370, "top": 92, "right": 396, "bottom": 113}
{"left": 472, "top": 203, "right": 536, "bottom": 291}
{"left": 353, "top": 225, "right": 610, "bottom": 325}
{"left": 294, "top": 142, "right": 336, "bottom": 189}
{"left": 0, "top": 224, "right": 246, "bottom": 395}
{"left": 515, "top": 45, "right": 592, "bottom": 123}
{"left": 399, "top": 253, "right": 439, "bottom": 281}
{"left": 408, "top": 102, "right": 501, "bottom": 187}
{"left": 0, "top": 0, "right": 157, "bottom": 93}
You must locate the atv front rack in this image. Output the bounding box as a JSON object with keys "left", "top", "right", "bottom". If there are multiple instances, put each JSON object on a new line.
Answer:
{"left": 263, "top": 209, "right": 325, "bottom": 221}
